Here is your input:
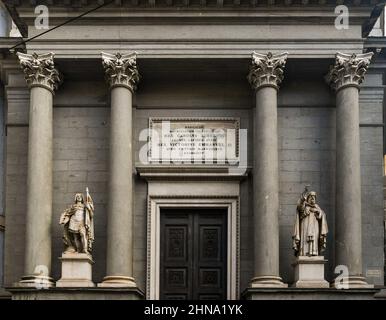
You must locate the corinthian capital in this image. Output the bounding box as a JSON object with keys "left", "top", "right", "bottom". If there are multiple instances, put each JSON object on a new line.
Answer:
{"left": 101, "top": 52, "right": 140, "bottom": 91}
{"left": 326, "top": 52, "right": 373, "bottom": 91}
{"left": 17, "top": 52, "right": 61, "bottom": 92}
{"left": 247, "top": 52, "right": 288, "bottom": 90}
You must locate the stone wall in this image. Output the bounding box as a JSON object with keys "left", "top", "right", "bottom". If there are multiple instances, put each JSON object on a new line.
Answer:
{"left": 51, "top": 107, "right": 110, "bottom": 284}
{"left": 278, "top": 107, "right": 336, "bottom": 284}
{"left": 3, "top": 62, "right": 385, "bottom": 293}
{"left": 0, "top": 91, "right": 4, "bottom": 288}
{"left": 4, "top": 126, "right": 28, "bottom": 286}
{"left": 359, "top": 71, "right": 385, "bottom": 286}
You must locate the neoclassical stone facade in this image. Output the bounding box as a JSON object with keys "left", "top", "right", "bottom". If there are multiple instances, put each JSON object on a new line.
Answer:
{"left": 0, "top": 1, "right": 385, "bottom": 300}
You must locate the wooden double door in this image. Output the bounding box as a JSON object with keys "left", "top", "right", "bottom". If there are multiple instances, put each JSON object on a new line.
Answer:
{"left": 160, "top": 208, "right": 227, "bottom": 300}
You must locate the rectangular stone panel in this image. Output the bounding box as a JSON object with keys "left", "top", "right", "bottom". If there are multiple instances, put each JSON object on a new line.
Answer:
{"left": 148, "top": 117, "right": 239, "bottom": 164}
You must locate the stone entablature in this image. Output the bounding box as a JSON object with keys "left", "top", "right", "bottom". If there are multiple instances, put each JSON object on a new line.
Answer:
{"left": 5, "top": 1, "right": 376, "bottom": 60}
{"left": 3, "top": 0, "right": 377, "bottom": 9}
{"left": 3, "top": 0, "right": 377, "bottom": 38}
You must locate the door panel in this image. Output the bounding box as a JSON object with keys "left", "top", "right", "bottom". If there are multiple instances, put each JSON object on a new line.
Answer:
{"left": 160, "top": 209, "right": 227, "bottom": 300}
{"left": 161, "top": 214, "right": 192, "bottom": 300}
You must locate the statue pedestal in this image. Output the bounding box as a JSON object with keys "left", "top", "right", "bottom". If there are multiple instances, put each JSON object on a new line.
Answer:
{"left": 56, "top": 252, "right": 95, "bottom": 287}
{"left": 292, "top": 256, "right": 329, "bottom": 288}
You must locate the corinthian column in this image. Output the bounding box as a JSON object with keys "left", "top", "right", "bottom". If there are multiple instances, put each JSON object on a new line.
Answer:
{"left": 16, "top": 52, "right": 61, "bottom": 287}
{"left": 326, "top": 52, "right": 374, "bottom": 288}
{"left": 99, "top": 52, "right": 140, "bottom": 287}
{"left": 248, "top": 52, "right": 288, "bottom": 287}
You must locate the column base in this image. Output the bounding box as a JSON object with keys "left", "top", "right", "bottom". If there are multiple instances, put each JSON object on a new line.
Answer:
{"left": 331, "top": 276, "right": 374, "bottom": 289}
{"left": 250, "top": 276, "right": 288, "bottom": 288}
{"left": 16, "top": 275, "right": 55, "bottom": 289}
{"left": 98, "top": 276, "right": 137, "bottom": 288}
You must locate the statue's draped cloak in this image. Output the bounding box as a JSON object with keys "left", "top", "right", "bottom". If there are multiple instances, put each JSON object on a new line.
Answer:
{"left": 293, "top": 202, "right": 328, "bottom": 256}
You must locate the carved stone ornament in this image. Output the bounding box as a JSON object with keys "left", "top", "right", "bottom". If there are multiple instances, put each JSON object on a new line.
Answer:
{"left": 101, "top": 52, "right": 140, "bottom": 91}
{"left": 326, "top": 52, "right": 373, "bottom": 91}
{"left": 16, "top": 52, "right": 61, "bottom": 92}
{"left": 247, "top": 52, "right": 288, "bottom": 90}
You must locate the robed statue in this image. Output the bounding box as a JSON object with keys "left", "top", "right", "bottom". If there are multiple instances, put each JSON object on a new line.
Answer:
{"left": 60, "top": 188, "right": 94, "bottom": 254}
{"left": 292, "top": 187, "right": 328, "bottom": 257}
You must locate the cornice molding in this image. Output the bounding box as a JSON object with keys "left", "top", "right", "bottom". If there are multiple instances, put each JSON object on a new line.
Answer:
{"left": 136, "top": 165, "right": 250, "bottom": 181}
{"left": 24, "top": 39, "right": 365, "bottom": 59}
{"left": 3, "top": 0, "right": 378, "bottom": 9}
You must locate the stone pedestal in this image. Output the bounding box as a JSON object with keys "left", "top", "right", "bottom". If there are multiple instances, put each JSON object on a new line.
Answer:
{"left": 56, "top": 253, "right": 95, "bottom": 288}
{"left": 292, "top": 256, "right": 329, "bottom": 288}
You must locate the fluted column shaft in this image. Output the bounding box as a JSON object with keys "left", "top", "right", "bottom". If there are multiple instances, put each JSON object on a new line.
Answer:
{"left": 99, "top": 52, "right": 139, "bottom": 287}
{"left": 326, "top": 52, "right": 373, "bottom": 288}
{"left": 16, "top": 52, "right": 61, "bottom": 287}
{"left": 248, "top": 52, "right": 288, "bottom": 288}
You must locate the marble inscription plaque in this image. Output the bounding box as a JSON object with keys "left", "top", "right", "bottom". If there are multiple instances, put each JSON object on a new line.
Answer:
{"left": 149, "top": 118, "right": 239, "bottom": 164}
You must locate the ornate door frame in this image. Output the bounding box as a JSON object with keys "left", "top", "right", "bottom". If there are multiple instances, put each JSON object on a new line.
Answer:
{"left": 146, "top": 185, "right": 240, "bottom": 300}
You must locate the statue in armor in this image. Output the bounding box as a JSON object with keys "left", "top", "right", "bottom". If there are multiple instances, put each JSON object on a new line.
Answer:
{"left": 60, "top": 188, "right": 94, "bottom": 254}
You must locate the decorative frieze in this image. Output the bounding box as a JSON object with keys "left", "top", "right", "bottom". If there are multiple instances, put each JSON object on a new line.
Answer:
{"left": 101, "top": 52, "right": 140, "bottom": 91}
{"left": 326, "top": 52, "right": 373, "bottom": 91}
{"left": 247, "top": 52, "right": 288, "bottom": 90}
{"left": 16, "top": 52, "right": 61, "bottom": 92}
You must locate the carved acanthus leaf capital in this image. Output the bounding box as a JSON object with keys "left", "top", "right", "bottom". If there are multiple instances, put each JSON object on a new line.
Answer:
{"left": 101, "top": 52, "right": 140, "bottom": 91}
{"left": 247, "top": 52, "right": 288, "bottom": 90}
{"left": 326, "top": 52, "right": 373, "bottom": 91}
{"left": 17, "top": 52, "right": 61, "bottom": 92}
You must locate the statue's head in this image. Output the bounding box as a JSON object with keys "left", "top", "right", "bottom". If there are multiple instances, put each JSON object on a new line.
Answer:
{"left": 307, "top": 191, "right": 317, "bottom": 205}
{"left": 74, "top": 193, "right": 84, "bottom": 204}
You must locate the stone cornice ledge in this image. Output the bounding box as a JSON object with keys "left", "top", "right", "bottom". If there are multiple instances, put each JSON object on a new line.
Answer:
{"left": 136, "top": 165, "right": 250, "bottom": 180}
{"left": 6, "top": 286, "right": 145, "bottom": 300}
{"left": 24, "top": 39, "right": 365, "bottom": 59}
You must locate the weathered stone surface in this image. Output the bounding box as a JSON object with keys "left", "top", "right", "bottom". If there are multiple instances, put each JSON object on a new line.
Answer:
{"left": 99, "top": 52, "right": 139, "bottom": 288}
{"left": 327, "top": 52, "right": 374, "bottom": 288}
{"left": 292, "top": 256, "right": 329, "bottom": 288}
{"left": 56, "top": 253, "right": 95, "bottom": 288}
{"left": 249, "top": 52, "right": 288, "bottom": 288}
{"left": 1, "top": 2, "right": 385, "bottom": 298}
{"left": 9, "top": 287, "right": 144, "bottom": 300}
{"left": 15, "top": 52, "right": 62, "bottom": 288}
